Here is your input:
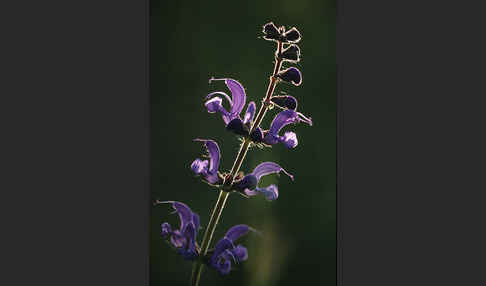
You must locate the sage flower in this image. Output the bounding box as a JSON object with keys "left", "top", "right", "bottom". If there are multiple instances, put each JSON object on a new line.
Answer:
{"left": 263, "top": 109, "right": 312, "bottom": 149}
{"left": 160, "top": 201, "right": 200, "bottom": 260}
{"left": 208, "top": 224, "right": 255, "bottom": 275}
{"left": 234, "top": 162, "right": 294, "bottom": 201}
{"left": 191, "top": 139, "right": 221, "bottom": 184}
{"left": 205, "top": 78, "right": 256, "bottom": 136}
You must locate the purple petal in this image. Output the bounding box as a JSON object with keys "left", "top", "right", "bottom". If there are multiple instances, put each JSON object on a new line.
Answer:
{"left": 192, "top": 212, "right": 200, "bottom": 233}
{"left": 210, "top": 78, "right": 246, "bottom": 118}
{"left": 217, "top": 258, "right": 232, "bottom": 275}
{"left": 191, "top": 159, "right": 208, "bottom": 175}
{"left": 243, "top": 101, "right": 256, "bottom": 124}
{"left": 170, "top": 201, "right": 194, "bottom": 231}
{"left": 268, "top": 110, "right": 300, "bottom": 137}
{"left": 231, "top": 245, "right": 248, "bottom": 262}
{"left": 243, "top": 189, "right": 259, "bottom": 197}
{"left": 250, "top": 161, "right": 294, "bottom": 181}
{"left": 204, "top": 96, "right": 231, "bottom": 124}
{"left": 280, "top": 131, "right": 298, "bottom": 149}
{"left": 235, "top": 174, "right": 258, "bottom": 192}
{"left": 161, "top": 222, "right": 172, "bottom": 237}
{"left": 210, "top": 238, "right": 234, "bottom": 266}
{"left": 170, "top": 230, "right": 186, "bottom": 248}
{"left": 180, "top": 223, "right": 198, "bottom": 260}
{"left": 256, "top": 184, "right": 279, "bottom": 201}
{"left": 194, "top": 139, "right": 221, "bottom": 184}
{"left": 224, "top": 224, "right": 251, "bottom": 242}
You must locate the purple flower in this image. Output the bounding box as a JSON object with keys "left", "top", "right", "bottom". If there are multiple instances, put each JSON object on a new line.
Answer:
{"left": 158, "top": 201, "right": 256, "bottom": 275}
{"left": 263, "top": 109, "right": 312, "bottom": 149}
{"left": 159, "top": 201, "right": 200, "bottom": 260}
{"left": 191, "top": 139, "right": 221, "bottom": 185}
{"left": 205, "top": 78, "right": 256, "bottom": 136}
{"left": 234, "top": 162, "right": 294, "bottom": 201}
{"left": 209, "top": 224, "right": 256, "bottom": 275}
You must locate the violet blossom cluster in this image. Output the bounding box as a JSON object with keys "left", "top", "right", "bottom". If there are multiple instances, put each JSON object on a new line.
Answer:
{"left": 157, "top": 22, "right": 312, "bottom": 279}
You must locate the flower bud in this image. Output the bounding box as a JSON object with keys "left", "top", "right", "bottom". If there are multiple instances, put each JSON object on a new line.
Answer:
{"left": 279, "top": 44, "right": 300, "bottom": 62}
{"left": 250, "top": 127, "right": 264, "bottom": 142}
{"left": 270, "top": 95, "right": 297, "bottom": 110}
{"left": 276, "top": 67, "right": 302, "bottom": 86}
{"left": 226, "top": 118, "right": 250, "bottom": 136}
{"left": 283, "top": 27, "right": 301, "bottom": 43}
{"left": 262, "top": 22, "right": 280, "bottom": 42}
{"left": 262, "top": 23, "right": 301, "bottom": 43}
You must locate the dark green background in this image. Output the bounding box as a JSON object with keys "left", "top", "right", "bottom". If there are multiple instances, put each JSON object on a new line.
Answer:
{"left": 151, "top": 1, "right": 336, "bottom": 285}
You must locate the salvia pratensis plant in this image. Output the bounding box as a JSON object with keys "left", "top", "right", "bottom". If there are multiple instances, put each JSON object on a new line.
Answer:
{"left": 155, "top": 22, "right": 312, "bottom": 286}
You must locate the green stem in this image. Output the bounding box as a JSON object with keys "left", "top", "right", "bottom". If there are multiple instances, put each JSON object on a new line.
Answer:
{"left": 190, "top": 27, "right": 285, "bottom": 286}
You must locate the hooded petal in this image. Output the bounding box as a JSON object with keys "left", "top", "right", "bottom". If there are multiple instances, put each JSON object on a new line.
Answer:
{"left": 208, "top": 78, "right": 247, "bottom": 123}
{"left": 267, "top": 110, "right": 300, "bottom": 136}
{"left": 243, "top": 101, "right": 256, "bottom": 124}
{"left": 193, "top": 139, "right": 221, "bottom": 184}
{"left": 250, "top": 161, "right": 294, "bottom": 181}
{"left": 224, "top": 224, "right": 251, "bottom": 242}
{"left": 169, "top": 201, "right": 194, "bottom": 232}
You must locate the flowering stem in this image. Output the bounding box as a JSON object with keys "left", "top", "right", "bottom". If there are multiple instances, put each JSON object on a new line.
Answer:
{"left": 190, "top": 29, "right": 285, "bottom": 286}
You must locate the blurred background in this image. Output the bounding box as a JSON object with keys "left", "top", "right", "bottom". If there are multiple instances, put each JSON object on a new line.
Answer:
{"left": 151, "top": 0, "right": 335, "bottom": 285}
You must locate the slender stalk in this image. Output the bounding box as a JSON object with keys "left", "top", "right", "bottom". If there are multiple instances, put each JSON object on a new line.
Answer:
{"left": 190, "top": 27, "right": 285, "bottom": 286}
